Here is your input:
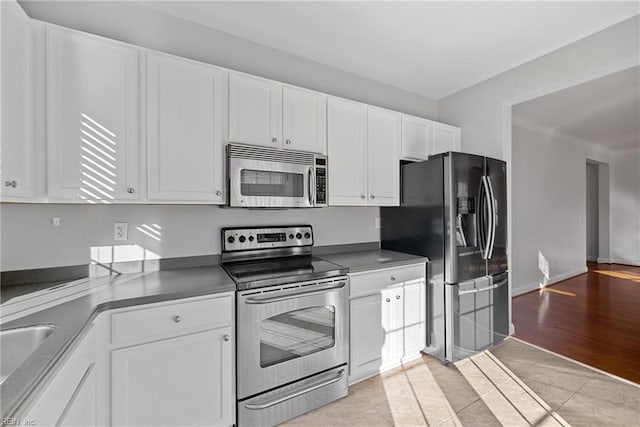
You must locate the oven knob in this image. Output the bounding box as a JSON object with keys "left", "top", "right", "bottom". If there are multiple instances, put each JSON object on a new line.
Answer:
{"left": 248, "top": 236, "right": 254, "bottom": 242}
{"left": 296, "top": 233, "right": 302, "bottom": 239}
{"left": 304, "top": 232, "right": 311, "bottom": 239}
{"left": 239, "top": 235, "right": 246, "bottom": 243}
{"left": 289, "top": 234, "right": 294, "bottom": 239}
{"left": 227, "top": 236, "right": 235, "bottom": 244}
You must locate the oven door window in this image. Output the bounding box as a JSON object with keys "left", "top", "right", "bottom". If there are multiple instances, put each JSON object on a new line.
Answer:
{"left": 240, "top": 169, "right": 304, "bottom": 198}
{"left": 260, "top": 306, "right": 335, "bottom": 368}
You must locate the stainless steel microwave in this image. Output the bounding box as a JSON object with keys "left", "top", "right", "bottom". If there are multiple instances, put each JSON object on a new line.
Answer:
{"left": 227, "top": 143, "right": 328, "bottom": 208}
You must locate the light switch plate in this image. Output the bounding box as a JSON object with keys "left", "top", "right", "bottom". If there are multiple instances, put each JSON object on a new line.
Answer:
{"left": 114, "top": 222, "right": 128, "bottom": 241}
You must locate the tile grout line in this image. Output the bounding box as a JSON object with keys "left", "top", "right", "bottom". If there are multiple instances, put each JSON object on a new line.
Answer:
{"left": 485, "top": 351, "right": 570, "bottom": 427}
{"left": 467, "top": 356, "right": 535, "bottom": 426}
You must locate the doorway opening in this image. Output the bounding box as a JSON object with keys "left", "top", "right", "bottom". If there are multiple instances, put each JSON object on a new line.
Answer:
{"left": 586, "top": 161, "right": 599, "bottom": 263}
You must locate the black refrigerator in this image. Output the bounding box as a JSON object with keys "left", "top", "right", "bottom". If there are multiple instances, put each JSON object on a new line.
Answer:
{"left": 381, "top": 152, "right": 509, "bottom": 363}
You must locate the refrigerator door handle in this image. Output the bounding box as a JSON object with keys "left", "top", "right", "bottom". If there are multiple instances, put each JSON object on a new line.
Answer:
{"left": 480, "top": 176, "right": 493, "bottom": 260}
{"left": 458, "top": 277, "right": 508, "bottom": 295}
{"left": 485, "top": 176, "right": 497, "bottom": 259}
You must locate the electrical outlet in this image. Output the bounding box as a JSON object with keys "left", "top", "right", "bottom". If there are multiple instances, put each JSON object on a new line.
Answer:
{"left": 375, "top": 217, "right": 381, "bottom": 229}
{"left": 52, "top": 217, "right": 61, "bottom": 227}
{"left": 114, "top": 222, "right": 128, "bottom": 241}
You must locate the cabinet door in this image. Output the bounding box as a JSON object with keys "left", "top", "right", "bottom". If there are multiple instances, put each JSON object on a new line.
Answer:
{"left": 349, "top": 293, "right": 384, "bottom": 382}
{"left": 367, "top": 106, "right": 400, "bottom": 206}
{"left": 112, "top": 327, "right": 233, "bottom": 427}
{"left": 1, "top": 1, "right": 35, "bottom": 199}
{"left": 229, "top": 72, "right": 281, "bottom": 148}
{"left": 282, "top": 86, "right": 326, "bottom": 154}
{"left": 431, "top": 122, "right": 461, "bottom": 155}
{"left": 403, "top": 279, "right": 426, "bottom": 357}
{"left": 57, "top": 364, "right": 97, "bottom": 426}
{"left": 47, "top": 27, "right": 139, "bottom": 201}
{"left": 401, "top": 115, "right": 431, "bottom": 161}
{"left": 327, "top": 97, "right": 367, "bottom": 205}
{"left": 147, "top": 53, "right": 226, "bottom": 203}
{"left": 381, "top": 287, "right": 405, "bottom": 367}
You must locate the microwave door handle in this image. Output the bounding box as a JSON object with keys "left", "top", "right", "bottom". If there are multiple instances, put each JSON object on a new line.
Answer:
{"left": 308, "top": 166, "right": 314, "bottom": 206}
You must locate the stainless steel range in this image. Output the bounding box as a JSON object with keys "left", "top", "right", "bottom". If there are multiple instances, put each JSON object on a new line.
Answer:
{"left": 221, "top": 225, "right": 349, "bottom": 427}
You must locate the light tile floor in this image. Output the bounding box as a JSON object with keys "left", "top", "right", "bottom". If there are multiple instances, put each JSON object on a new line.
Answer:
{"left": 282, "top": 338, "right": 639, "bottom": 426}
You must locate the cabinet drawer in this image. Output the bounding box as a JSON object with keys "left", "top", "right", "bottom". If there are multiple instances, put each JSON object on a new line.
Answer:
{"left": 110, "top": 294, "right": 232, "bottom": 344}
{"left": 349, "top": 263, "right": 425, "bottom": 298}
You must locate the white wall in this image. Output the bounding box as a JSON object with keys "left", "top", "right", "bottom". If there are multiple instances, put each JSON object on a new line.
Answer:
{"left": 586, "top": 162, "right": 599, "bottom": 261}
{"left": 610, "top": 148, "right": 640, "bottom": 265}
{"left": 439, "top": 15, "right": 639, "bottom": 160}
{"left": 0, "top": 205, "right": 380, "bottom": 271}
{"left": 511, "top": 122, "right": 609, "bottom": 295}
{"left": 18, "top": 0, "right": 438, "bottom": 119}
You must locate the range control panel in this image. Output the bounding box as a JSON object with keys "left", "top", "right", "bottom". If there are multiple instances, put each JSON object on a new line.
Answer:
{"left": 222, "top": 226, "right": 313, "bottom": 252}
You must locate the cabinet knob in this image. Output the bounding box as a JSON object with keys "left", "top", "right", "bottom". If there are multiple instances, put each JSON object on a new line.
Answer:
{"left": 370, "top": 194, "right": 376, "bottom": 200}
{"left": 127, "top": 187, "right": 135, "bottom": 194}
{"left": 386, "top": 298, "right": 391, "bottom": 303}
{"left": 271, "top": 137, "right": 278, "bottom": 144}
{"left": 286, "top": 139, "right": 291, "bottom": 145}
{"left": 396, "top": 295, "right": 401, "bottom": 300}
{"left": 223, "top": 334, "right": 231, "bottom": 342}
{"left": 4, "top": 180, "right": 17, "bottom": 188}
{"left": 215, "top": 190, "right": 222, "bottom": 196}
{"left": 173, "top": 315, "right": 182, "bottom": 323}
{"left": 360, "top": 194, "right": 365, "bottom": 200}
{"left": 390, "top": 276, "right": 396, "bottom": 281}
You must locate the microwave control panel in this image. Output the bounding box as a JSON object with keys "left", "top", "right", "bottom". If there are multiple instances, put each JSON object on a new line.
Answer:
{"left": 314, "top": 155, "right": 328, "bottom": 207}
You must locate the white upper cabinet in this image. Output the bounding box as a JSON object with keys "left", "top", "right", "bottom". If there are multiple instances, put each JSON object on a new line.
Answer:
{"left": 1, "top": 1, "right": 36, "bottom": 200}
{"left": 401, "top": 114, "right": 432, "bottom": 161}
{"left": 367, "top": 106, "right": 400, "bottom": 206}
{"left": 46, "top": 27, "right": 140, "bottom": 202}
{"left": 282, "top": 85, "right": 326, "bottom": 153}
{"left": 147, "top": 52, "right": 227, "bottom": 203}
{"left": 327, "top": 97, "right": 368, "bottom": 206}
{"left": 431, "top": 122, "right": 461, "bottom": 155}
{"left": 229, "top": 72, "right": 282, "bottom": 148}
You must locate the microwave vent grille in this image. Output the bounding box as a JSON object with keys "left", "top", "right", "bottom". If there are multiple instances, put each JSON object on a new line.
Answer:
{"left": 228, "top": 143, "right": 314, "bottom": 165}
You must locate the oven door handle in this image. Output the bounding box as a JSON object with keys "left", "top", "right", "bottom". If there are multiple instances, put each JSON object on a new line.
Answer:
{"left": 243, "top": 369, "right": 346, "bottom": 410}
{"left": 243, "top": 282, "right": 346, "bottom": 304}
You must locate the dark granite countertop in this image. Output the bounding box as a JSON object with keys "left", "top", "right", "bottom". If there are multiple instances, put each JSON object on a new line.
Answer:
{"left": 0, "top": 266, "right": 234, "bottom": 418}
{"left": 320, "top": 249, "right": 428, "bottom": 273}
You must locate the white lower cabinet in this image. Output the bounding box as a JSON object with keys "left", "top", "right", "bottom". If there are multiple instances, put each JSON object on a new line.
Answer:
{"left": 22, "top": 326, "right": 97, "bottom": 426}
{"left": 349, "top": 263, "right": 426, "bottom": 384}
{"left": 111, "top": 327, "right": 233, "bottom": 426}
{"left": 17, "top": 293, "right": 235, "bottom": 427}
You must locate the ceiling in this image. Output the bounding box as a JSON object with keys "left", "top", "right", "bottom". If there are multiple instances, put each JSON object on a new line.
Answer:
{"left": 513, "top": 67, "right": 640, "bottom": 151}
{"left": 141, "top": 1, "right": 639, "bottom": 100}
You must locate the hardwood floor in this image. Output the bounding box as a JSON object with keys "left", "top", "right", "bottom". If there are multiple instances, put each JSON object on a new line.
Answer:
{"left": 512, "top": 262, "right": 640, "bottom": 383}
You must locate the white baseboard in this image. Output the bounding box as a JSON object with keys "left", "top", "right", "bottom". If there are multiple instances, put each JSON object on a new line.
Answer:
{"left": 586, "top": 256, "right": 598, "bottom": 262}
{"left": 512, "top": 267, "right": 589, "bottom": 296}
{"left": 597, "top": 257, "right": 611, "bottom": 264}
{"left": 610, "top": 258, "right": 640, "bottom": 266}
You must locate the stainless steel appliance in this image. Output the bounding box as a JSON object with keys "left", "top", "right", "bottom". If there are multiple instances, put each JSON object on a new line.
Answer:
{"left": 221, "top": 226, "right": 348, "bottom": 426}
{"left": 227, "top": 143, "right": 328, "bottom": 208}
{"left": 381, "top": 152, "right": 509, "bottom": 363}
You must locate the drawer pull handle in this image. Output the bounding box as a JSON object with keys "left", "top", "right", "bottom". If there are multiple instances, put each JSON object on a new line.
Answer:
{"left": 390, "top": 276, "right": 396, "bottom": 281}
{"left": 223, "top": 334, "right": 231, "bottom": 342}
{"left": 396, "top": 295, "right": 401, "bottom": 300}
{"left": 386, "top": 298, "right": 391, "bottom": 303}
{"left": 173, "top": 315, "right": 182, "bottom": 323}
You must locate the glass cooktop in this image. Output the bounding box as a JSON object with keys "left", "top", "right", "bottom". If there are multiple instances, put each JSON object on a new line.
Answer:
{"left": 223, "top": 256, "right": 348, "bottom": 291}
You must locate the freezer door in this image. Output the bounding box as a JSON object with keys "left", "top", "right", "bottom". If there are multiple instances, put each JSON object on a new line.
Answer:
{"left": 445, "top": 153, "right": 487, "bottom": 283}
{"left": 450, "top": 272, "right": 509, "bottom": 362}
{"left": 485, "top": 157, "right": 508, "bottom": 275}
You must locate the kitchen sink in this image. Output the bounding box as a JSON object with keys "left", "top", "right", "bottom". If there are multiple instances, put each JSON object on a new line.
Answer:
{"left": 0, "top": 325, "right": 55, "bottom": 385}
